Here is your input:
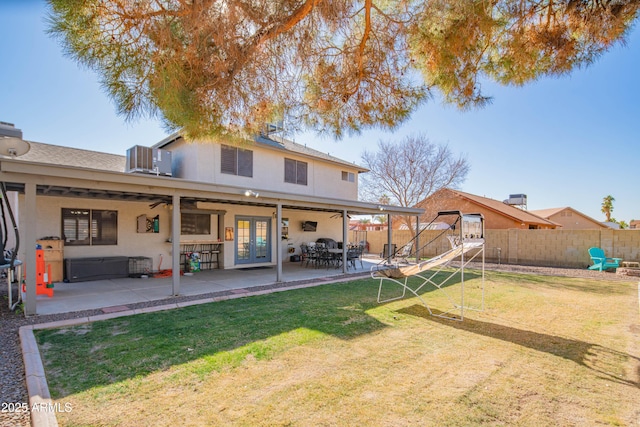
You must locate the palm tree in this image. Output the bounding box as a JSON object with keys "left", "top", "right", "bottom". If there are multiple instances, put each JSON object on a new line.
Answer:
{"left": 601, "top": 195, "right": 615, "bottom": 222}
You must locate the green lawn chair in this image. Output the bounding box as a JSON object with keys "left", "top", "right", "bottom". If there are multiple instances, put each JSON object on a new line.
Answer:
{"left": 587, "top": 247, "right": 622, "bottom": 271}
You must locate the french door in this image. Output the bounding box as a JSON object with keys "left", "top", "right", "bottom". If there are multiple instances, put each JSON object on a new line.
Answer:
{"left": 235, "top": 216, "right": 271, "bottom": 264}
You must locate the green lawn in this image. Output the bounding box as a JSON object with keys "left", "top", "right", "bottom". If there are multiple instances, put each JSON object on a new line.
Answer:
{"left": 35, "top": 270, "right": 640, "bottom": 426}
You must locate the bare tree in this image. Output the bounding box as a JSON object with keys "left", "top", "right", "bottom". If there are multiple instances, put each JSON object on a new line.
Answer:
{"left": 360, "top": 134, "right": 469, "bottom": 231}
{"left": 47, "top": 0, "right": 640, "bottom": 141}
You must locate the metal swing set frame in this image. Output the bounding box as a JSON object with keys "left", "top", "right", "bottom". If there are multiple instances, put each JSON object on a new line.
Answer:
{"left": 371, "top": 211, "right": 485, "bottom": 321}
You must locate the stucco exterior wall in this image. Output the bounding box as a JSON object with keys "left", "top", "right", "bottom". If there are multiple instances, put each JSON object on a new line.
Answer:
{"left": 169, "top": 142, "right": 359, "bottom": 201}
{"left": 19, "top": 195, "right": 175, "bottom": 272}
{"left": 18, "top": 192, "right": 362, "bottom": 275}
{"left": 198, "top": 201, "right": 348, "bottom": 268}
{"left": 170, "top": 139, "right": 216, "bottom": 182}
{"left": 546, "top": 211, "right": 604, "bottom": 230}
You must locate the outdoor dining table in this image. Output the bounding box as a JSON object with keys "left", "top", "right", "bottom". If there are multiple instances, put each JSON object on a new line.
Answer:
{"left": 327, "top": 248, "right": 347, "bottom": 268}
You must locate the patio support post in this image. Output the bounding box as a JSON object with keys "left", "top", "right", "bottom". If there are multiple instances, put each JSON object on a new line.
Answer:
{"left": 342, "top": 210, "right": 348, "bottom": 273}
{"left": 171, "top": 193, "right": 181, "bottom": 296}
{"left": 415, "top": 215, "right": 420, "bottom": 261}
{"left": 217, "top": 212, "right": 225, "bottom": 269}
{"left": 387, "top": 213, "right": 393, "bottom": 262}
{"left": 276, "top": 203, "right": 282, "bottom": 282}
{"left": 24, "top": 182, "right": 37, "bottom": 316}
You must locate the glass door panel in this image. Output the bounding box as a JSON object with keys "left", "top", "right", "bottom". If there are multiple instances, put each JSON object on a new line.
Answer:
{"left": 236, "top": 219, "right": 251, "bottom": 262}
{"left": 255, "top": 219, "right": 268, "bottom": 260}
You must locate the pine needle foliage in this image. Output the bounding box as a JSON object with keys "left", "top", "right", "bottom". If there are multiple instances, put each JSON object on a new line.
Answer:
{"left": 47, "top": 0, "right": 640, "bottom": 140}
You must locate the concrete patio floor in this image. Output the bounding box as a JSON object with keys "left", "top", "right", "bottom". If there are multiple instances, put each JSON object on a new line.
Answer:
{"left": 30, "top": 257, "right": 380, "bottom": 316}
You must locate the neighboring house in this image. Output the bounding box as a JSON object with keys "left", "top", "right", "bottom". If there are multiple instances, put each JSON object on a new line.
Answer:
{"left": 630, "top": 220, "right": 640, "bottom": 229}
{"left": 416, "top": 188, "right": 557, "bottom": 229}
{"left": 0, "top": 123, "right": 423, "bottom": 315}
{"left": 349, "top": 219, "right": 387, "bottom": 231}
{"left": 529, "top": 207, "right": 608, "bottom": 230}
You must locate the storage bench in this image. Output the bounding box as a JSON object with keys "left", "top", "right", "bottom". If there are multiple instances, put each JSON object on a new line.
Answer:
{"left": 64, "top": 256, "right": 129, "bottom": 282}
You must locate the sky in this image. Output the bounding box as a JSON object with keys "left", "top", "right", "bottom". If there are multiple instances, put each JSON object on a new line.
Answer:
{"left": 1, "top": 1, "right": 639, "bottom": 223}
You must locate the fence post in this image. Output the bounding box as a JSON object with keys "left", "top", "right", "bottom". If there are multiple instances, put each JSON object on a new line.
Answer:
{"left": 508, "top": 229, "right": 518, "bottom": 264}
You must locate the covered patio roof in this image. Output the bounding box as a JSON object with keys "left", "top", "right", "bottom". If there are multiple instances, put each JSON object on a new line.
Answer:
{"left": 0, "top": 158, "right": 422, "bottom": 216}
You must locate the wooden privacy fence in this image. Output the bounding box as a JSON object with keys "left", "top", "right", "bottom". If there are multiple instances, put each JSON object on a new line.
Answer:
{"left": 359, "top": 229, "right": 640, "bottom": 269}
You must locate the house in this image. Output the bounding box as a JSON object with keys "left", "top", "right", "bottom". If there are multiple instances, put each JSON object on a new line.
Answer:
{"left": 0, "top": 123, "right": 423, "bottom": 315}
{"left": 630, "top": 220, "right": 640, "bottom": 229}
{"left": 349, "top": 218, "right": 388, "bottom": 232}
{"left": 529, "top": 207, "right": 608, "bottom": 230}
{"left": 416, "top": 188, "right": 557, "bottom": 229}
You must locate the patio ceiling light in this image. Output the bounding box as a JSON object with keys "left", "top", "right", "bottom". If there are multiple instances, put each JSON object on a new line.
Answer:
{"left": 244, "top": 190, "right": 259, "bottom": 198}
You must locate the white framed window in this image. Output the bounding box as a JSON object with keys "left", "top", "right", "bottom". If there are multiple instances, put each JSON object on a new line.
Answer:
{"left": 62, "top": 208, "right": 118, "bottom": 246}
{"left": 284, "top": 158, "right": 308, "bottom": 185}
{"left": 342, "top": 171, "right": 355, "bottom": 182}
{"left": 181, "top": 213, "right": 211, "bottom": 235}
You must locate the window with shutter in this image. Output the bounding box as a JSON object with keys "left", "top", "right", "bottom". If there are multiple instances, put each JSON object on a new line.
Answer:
{"left": 341, "top": 171, "right": 355, "bottom": 182}
{"left": 221, "top": 144, "right": 252, "bottom": 177}
{"left": 296, "top": 161, "right": 307, "bottom": 185}
{"left": 221, "top": 144, "right": 238, "bottom": 175}
{"left": 181, "top": 213, "right": 211, "bottom": 234}
{"left": 62, "top": 208, "right": 117, "bottom": 246}
{"left": 284, "top": 158, "right": 308, "bottom": 185}
{"left": 284, "top": 158, "right": 296, "bottom": 183}
{"left": 237, "top": 148, "right": 253, "bottom": 177}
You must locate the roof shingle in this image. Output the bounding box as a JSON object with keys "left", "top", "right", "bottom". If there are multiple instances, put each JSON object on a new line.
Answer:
{"left": 18, "top": 140, "right": 125, "bottom": 172}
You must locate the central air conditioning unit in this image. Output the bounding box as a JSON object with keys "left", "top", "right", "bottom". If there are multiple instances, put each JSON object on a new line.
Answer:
{"left": 126, "top": 145, "right": 172, "bottom": 176}
{"left": 503, "top": 193, "right": 527, "bottom": 209}
{"left": 0, "top": 121, "right": 23, "bottom": 138}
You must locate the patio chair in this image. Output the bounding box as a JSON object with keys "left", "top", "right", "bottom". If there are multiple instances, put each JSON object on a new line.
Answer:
{"left": 587, "top": 247, "right": 622, "bottom": 271}
{"left": 316, "top": 246, "right": 333, "bottom": 269}
{"left": 397, "top": 243, "right": 413, "bottom": 264}
{"left": 300, "top": 244, "right": 316, "bottom": 267}
{"left": 347, "top": 244, "right": 364, "bottom": 269}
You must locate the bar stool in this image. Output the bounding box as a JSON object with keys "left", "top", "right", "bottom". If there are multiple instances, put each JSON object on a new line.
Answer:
{"left": 199, "top": 244, "right": 212, "bottom": 270}
{"left": 200, "top": 243, "right": 221, "bottom": 270}
{"left": 210, "top": 243, "right": 221, "bottom": 269}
